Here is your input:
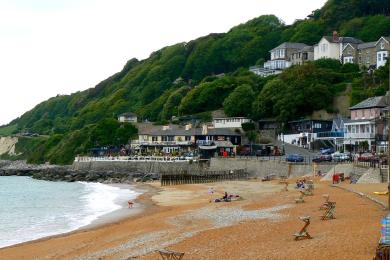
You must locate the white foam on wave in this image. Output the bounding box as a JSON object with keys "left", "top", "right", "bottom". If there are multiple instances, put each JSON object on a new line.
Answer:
{"left": 0, "top": 180, "right": 140, "bottom": 249}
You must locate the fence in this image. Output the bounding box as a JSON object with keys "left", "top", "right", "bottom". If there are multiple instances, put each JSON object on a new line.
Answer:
{"left": 160, "top": 169, "right": 248, "bottom": 186}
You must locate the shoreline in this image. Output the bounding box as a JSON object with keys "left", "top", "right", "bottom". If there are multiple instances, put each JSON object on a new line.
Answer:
{"left": 0, "top": 181, "right": 159, "bottom": 251}
{"left": 0, "top": 179, "right": 386, "bottom": 259}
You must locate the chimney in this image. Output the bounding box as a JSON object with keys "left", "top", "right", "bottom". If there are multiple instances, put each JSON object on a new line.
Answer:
{"left": 333, "top": 31, "right": 339, "bottom": 42}
{"left": 162, "top": 125, "right": 170, "bottom": 131}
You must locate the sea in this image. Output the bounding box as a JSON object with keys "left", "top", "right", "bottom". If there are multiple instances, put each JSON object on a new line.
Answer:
{"left": 0, "top": 176, "right": 140, "bottom": 248}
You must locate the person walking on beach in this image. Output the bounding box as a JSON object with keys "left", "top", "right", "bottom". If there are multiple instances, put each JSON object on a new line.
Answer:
{"left": 208, "top": 187, "right": 215, "bottom": 203}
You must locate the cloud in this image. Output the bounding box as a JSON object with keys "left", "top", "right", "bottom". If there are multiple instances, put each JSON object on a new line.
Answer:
{"left": 0, "top": 0, "right": 326, "bottom": 125}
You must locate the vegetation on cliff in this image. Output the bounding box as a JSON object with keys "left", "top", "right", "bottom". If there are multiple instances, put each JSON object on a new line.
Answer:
{"left": 0, "top": 0, "right": 389, "bottom": 164}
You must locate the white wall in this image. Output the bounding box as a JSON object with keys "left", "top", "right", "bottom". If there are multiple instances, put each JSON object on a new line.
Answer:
{"left": 213, "top": 118, "right": 250, "bottom": 128}
{"left": 314, "top": 38, "right": 340, "bottom": 60}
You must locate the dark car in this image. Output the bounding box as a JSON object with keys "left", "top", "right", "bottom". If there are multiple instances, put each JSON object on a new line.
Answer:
{"left": 286, "top": 154, "right": 304, "bottom": 162}
{"left": 312, "top": 154, "right": 332, "bottom": 163}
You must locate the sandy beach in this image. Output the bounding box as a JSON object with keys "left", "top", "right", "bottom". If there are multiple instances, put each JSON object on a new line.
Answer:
{"left": 0, "top": 178, "right": 387, "bottom": 259}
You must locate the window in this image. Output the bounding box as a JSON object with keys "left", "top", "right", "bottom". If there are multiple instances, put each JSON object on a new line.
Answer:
{"left": 152, "top": 136, "right": 158, "bottom": 142}
{"left": 378, "top": 53, "right": 382, "bottom": 61}
{"left": 381, "top": 41, "right": 385, "bottom": 50}
{"left": 185, "top": 136, "right": 191, "bottom": 141}
{"left": 321, "top": 44, "right": 327, "bottom": 52}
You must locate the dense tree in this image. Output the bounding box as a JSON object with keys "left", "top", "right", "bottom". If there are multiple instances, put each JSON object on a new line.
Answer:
{"left": 223, "top": 84, "right": 255, "bottom": 117}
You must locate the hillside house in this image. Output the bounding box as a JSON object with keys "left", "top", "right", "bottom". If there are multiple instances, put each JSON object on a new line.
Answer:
{"left": 376, "top": 36, "right": 390, "bottom": 68}
{"left": 314, "top": 32, "right": 363, "bottom": 61}
{"left": 264, "top": 42, "right": 308, "bottom": 70}
{"left": 344, "top": 96, "right": 387, "bottom": 152}
{"left": 357, "top": 42, "right": 377, "bottom": 69}
{"left": 118, "top": 112, "right": 137, "bottom": 123}
{"left": 291, "top": 46, "right": 314, "bottom": 65}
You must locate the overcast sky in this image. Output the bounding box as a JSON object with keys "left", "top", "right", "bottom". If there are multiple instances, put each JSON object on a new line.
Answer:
{"left": 0, "top": 0, "right": 327, "bottom": 125}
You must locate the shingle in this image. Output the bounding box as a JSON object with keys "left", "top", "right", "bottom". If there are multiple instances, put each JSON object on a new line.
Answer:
{"left": 270, "top": 42, "right": 308, "bottom": 51}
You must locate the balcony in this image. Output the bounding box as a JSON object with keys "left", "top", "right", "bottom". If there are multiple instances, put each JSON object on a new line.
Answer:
{"left": 316, "top": 131, "right": 344, "bottom": 139}
{"left": 344, "top": 132, "right": 375, "bottom": 139}
{"left": 140, "top": 141, "right": 194, "bottom": 146}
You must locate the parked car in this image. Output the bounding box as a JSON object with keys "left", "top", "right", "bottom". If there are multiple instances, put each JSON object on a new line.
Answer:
{"left": 320, "top": 147, "right": 335, "bottom": 155}
{"left": 357, "top": 153, "right": 379, "bottom": 163}
{"left": 286, "top": 154, "right": 304, "bottom": 162}
{"left": 332, "top": 152, "right": 351, "bottom": 162}
{"left": 312, "top": 154, "right": 332, "bottom": 163}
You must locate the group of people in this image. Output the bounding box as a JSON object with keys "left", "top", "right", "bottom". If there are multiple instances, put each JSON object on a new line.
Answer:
{"left": 208, "top": 187, "right": 240, "bottom": 203}
{"left": 295, "top": 179, "right": 307, "bottom": 189}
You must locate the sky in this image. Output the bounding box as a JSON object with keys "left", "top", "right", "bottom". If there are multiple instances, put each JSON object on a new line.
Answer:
{"left": 0, "top": 0, "right": 327, "bottom": 125}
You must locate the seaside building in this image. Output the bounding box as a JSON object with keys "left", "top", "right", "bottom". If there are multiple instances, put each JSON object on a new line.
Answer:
{"left": 118, "top": 112, "right": 138, "bottom": 123}
{"left": 343, "top": 95, "right": 387, "bottom": 152}
{"left": 213, "top": 117, "right": 251, "bottom": 129}
{"left": 134, "top": 124, "right": 242, "bottom": 155}
{"left": 290, "top": 46, "right": 314, "bottom": 66}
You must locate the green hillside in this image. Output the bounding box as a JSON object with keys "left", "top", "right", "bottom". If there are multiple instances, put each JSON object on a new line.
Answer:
{"left": 1, "top": 0, "right": 390, "bottom": 164}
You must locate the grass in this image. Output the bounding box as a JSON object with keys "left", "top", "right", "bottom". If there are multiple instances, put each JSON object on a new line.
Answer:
{"left": 0, "top": 124, "right": 17, "bottom": 136}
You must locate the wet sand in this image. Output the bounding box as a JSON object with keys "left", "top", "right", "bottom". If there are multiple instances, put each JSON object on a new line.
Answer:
{"left": 0, "top": 179, "right": 387, "bottom": 259}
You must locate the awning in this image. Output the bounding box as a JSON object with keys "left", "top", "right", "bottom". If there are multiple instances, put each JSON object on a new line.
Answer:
{"left": 214, "top": 140, "right": 234, "bottom": 148}
{"left": 199, "top": 145, "right": 217, "bottom": 150}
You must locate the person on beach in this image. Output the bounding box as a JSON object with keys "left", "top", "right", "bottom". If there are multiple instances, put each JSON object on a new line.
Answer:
{"left": 208, "top": 187, "right": 215, "bottom": 203}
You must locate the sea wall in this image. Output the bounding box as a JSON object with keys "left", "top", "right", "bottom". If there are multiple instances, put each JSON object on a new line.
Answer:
{"left": 210, "top": 158, "right": 343, "bottom": 178}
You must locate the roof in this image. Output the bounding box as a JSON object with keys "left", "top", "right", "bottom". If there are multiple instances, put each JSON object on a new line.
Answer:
{"left": 349, "top": 96, "right": 387, "bottom": 110}
{"left": 270, "top": 42, "right": 307, "bottom": 52}
{"left": 375, "top": 36, "right": 390, "bottom": 46}
{"left": 323, "top": 36, "right": 363, "bottom": 44}
{"left": 214, "top": 140, "right": 234, "bottom": 148}
{"left": 358, "top": 42, "right": 376, "bottom": 50}
{"left": 288, "top": 119, "right": 332, "bottom": 124}
{"left": 142, "top": 125, "right": 241, "bottom": 136}
{"left": 119, "top": 112, "right": 137, "bottom": 117}
{"left": 344, "top": 118, "right": 375, "bottom": 124}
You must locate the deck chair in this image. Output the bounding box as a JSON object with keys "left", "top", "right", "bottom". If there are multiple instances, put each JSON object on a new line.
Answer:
{"left": 374, "top": 244, "right": 390, "bottom": 260}
{"left": 321, "top": 201, "right": 336, "bottom": 220}
{"left": 319, "top": 194, "right": 330, "bottom": 210}
{"left": 295, "top": 191, "right": 305, "bottom": 203}
{"left": 158, "top": 249, "right": 184, "bottom": 260}
{"left": 294, "top": 216, "right": 312, "bottom": 240}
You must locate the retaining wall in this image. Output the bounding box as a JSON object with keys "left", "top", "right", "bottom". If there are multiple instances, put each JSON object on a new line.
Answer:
{"left": 210, "top": 158, "right": 339, "bottom": 178}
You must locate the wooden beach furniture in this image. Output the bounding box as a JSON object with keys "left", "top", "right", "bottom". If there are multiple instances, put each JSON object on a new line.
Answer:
{"left": 157, "top": 249, "right": 185, "bottom": 260}
{"left": 295, "top": 191, "right": 305, "bottom": 203}
{"left": 321, "top": 201, "right": 336, "bottom": 220}
{"left": 294, "top": 216, "right": 312, "bottom": 240}
{"left": 319, "top": 194, "right": 330, "bottom": 210}
{"left": 374, "top": 244, "right": 390, "bottom": 260}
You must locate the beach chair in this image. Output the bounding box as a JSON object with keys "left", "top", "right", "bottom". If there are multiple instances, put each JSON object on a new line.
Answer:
{"left": 294, "top": 216, "right": 312, "bottom": 240}
{"left": 157, "top": 249, "right": 185, "bottom": 260}
{"left": 321, "top": 201, "right": 336, "bottom": 220}
{"left": 374, "top": 244, "right": 390, "bottom": 260}
{"left": 295, "top": 191, "right": 305, "bottom": 203}
{"left": 319, "top": 194, "right": 330, "bottom": 210}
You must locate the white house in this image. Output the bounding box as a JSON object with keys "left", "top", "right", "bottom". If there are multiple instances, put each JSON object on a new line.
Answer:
{"left": 314, "top": 32, "right": 363, "bottom": 62}
{"left": 118, "top": 112, "right": 137, "bottom": 123}
{"left": 213, "top": 117, "right": 251, "bottom": 129}
{"left": 376, "top": 36, "right": 390, "bottom": 68}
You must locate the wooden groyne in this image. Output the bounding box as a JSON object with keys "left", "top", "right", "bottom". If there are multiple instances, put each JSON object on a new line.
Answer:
{"left": 160, "top": 169, "right": 248, "bottom": 186}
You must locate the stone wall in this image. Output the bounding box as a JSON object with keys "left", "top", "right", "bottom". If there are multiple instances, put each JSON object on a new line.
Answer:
{"left": 72, "top": 160, "right": 203, "bottom": 174}
{"left": 210, "top": 158, "right": 337, "bottom": 178}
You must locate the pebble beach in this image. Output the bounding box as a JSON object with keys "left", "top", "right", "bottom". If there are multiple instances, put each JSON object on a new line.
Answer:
{"left": 0, "top": 178, "right": 387, "bottom": 259}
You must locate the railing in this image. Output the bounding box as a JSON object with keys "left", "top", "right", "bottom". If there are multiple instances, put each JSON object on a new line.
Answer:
{"left": 139, "top": 141, "right": 194, "bottom": 146}
{"left": 316, "top": 131, "right": 344, "bottom": 138}
{"left": 75, "top": 156, "right": 196, "bottom": 163}
{"left": 344, "top": 133, "right": 375, "bottom": 139}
